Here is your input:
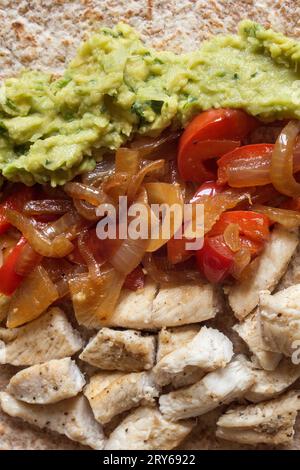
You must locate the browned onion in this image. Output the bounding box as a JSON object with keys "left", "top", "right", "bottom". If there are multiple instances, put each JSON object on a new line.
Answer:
{"left": 142, "top": 253, "right": 201, "bottom": 284}
{"left": 130, "top": 131, "right": 180, "bottom": 158}
{"left": 23, "top": 199, "right": 73, "bottom": 216}
{"left": 82, "top": 159, "right": 115, "bottom": 186}
{"left": 78, "top": 230, "right": 104, "bottom": 283}
{"left": 73, "top": 198, "right": 99, "bottom": 221}
{"left": 110, "top": 237, "right": 149, "bottom": 276}
{"left": 270, "top": 120, "right": 300, "bottom": 197}
{"left": 223, "top": 223, "right": 241, "bottom": 252}
{"left": 43, "top": 211, "right": 86, "bottom": 240}
{"left": 127, "top": 159, "right": 165, "bottom": 202}
{"left": 64, "top": 182, "right": 111, "bottom": 206}
{"left": 5, "top": 209, "right": 74, "bottom": 258}
{"left": 252, "top": 204, "right": 300, "bottom": 228}
{"left": 14, "top": 242, "right": 42, "bottom": 276}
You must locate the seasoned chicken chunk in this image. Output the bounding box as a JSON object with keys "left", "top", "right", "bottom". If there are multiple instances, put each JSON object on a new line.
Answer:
{"left": 0, "top": 392, "right": 105, "bottom": 449}
{"left": 105, "top": 406, "right": 194, "bottom": 450}
{"left": 259, "top": 286, "right": 300, "bottom": 357}
{"left": 277, "top": 240, "right": 300, "bottom": 290}
{"left": 157, "top": 325, "right": 201, "bottom": 362}
{"left": 79, "top": 328, "right": 155, "bottom": 371}
{"left": 159, "top": 355, "right": 254, "bottom": 421}
{"left": 153, "top": 327, "right": 233, "bottom": 387}
{"left": 246, "top": 358, "right": 300, "bottom": 403}
{"left": 0, "top": 308, "right": 83, "bottom": 366}
{"left": 156, "top": 325, "right": 204, "bottom": 388}
{"left": 104, "top": 281, "right": 218, "bottom": 329}
{"left": 7, "top": 358, "right": 86, "bottom": 404}
{"left": 228, "top": 227, "right": 298, "bottom": 320}
{"left": 84, "top": 371, "right": 159, "bottom": 425}
{"left": 216, "top": 390, "right": 300, "bottom": 446}
{"left": 233, "top": 311, "right": 282, "bottom": 371}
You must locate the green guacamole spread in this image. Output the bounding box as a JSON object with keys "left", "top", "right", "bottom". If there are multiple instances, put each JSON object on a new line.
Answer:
{"left": 0, "top": 20, "right": 299, "bottom": 186}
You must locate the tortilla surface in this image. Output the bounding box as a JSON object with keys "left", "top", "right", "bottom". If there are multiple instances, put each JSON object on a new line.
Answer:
{"left": 0, "top": 0, "right": 300, "bottom": 450}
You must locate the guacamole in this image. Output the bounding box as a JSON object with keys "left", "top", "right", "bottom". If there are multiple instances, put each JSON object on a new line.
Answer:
{"left": 0, "top": 20, "right": 299, "bottom": 186}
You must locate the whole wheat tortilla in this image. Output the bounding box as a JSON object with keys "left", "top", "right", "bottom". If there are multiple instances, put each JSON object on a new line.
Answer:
{"left": 0, "top": 0, "right": 300, "bottom": 450}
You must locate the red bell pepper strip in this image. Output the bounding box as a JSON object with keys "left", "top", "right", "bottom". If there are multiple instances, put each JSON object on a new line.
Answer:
{"left": 178, "top": 109, "right": 258, "bottom": 183}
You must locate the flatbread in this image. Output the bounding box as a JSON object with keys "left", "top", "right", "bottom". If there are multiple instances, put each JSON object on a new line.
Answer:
{"left": 0, "top": 0, "right": 299, "bottom": 450}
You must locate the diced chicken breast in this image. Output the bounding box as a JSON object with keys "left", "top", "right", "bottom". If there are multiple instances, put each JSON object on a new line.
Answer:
{"left": 157, "top": 325, "right": 201, "bottom": 362}
{"left": 228, "top": 227, "right": 298, "bottom": 320}
{"left": 259, "top": 286, "right": 300, "bottom": 357}
{"left": 233, "top": 311, "right": 282, "bottom": 371}
{"left": 104, "top": 281, "right": 218, "bottom": 329}
{"left": 0, "top": 327, "right": 18, "bottom": 342}
{"left": 216, "top": 390, "right": 300, "bottom": 446}
{"left": 84, "top": 371, "right": 159, "bottom": 425}
{"left": 7, "top": 358, "right": 86, "bottom": 404}
{"left": 105, "top": 406, "right": 194, "bottom": 450}
{"left": 277, "top": 241, "right": 300, "bottom": 290}
{"left": 159, "top": 355, "right": 254, "bottom": 421}
{"left": 156, "top": 325, "right": 204, "bottom": 388}
{"left": 153, "top": 327, "right": 233, "bottom": 387}
{"left": 246, "top": 358, "right": 300, "bottom": 403}
{"left": 79, "top": 327, "right": 156, "bottom": 371}
{"left": 0, "top": 308, "right": 83, "bottom": 366}
{"left": 0, "top": 392, "right": 105, "bottom": 449}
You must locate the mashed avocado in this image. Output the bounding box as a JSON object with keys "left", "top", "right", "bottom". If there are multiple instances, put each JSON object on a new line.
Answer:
{"left": 0, "top": 20, "right": 299, "bottom": 186}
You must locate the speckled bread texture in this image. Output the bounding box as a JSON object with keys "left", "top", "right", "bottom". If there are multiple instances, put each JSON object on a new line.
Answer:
{"left": 1, "top": 0, "right": 300, "bottom": 450}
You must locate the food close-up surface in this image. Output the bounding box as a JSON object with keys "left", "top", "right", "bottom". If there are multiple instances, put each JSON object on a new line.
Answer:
{"left": 1, "top": 0, "right": 300, "bottom": 451}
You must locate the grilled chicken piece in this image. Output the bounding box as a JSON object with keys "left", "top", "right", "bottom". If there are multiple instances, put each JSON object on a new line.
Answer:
{"left": 277, "top": 241, "right": 300, "bottom": 290}
{"left": 228, "top": 227, "right": 298, "bottom": 320}
{"left": 0, "top": 392, "right": 105, "bottom": 449}
{"left": 84, "top": 371, "right": 159, "bottom": 425}
{"left": 105, "top": 406, "right": 194, "bottom": 450}
{"left": 246, "top": 358, "right": 300, "bottom": 403}
{"left": 0, "top": 308, "right": 83, "bottom": 366}
{"left": 216, "top": 390, "right": 300, "bottom": 446}
{"left": 153, "top": 327, "right": 233, "bottom": 387}
{"left": 159, "top": 355, "right": 254, "bottom": 421}
{"left": 7, "top": 358, "right": 86, "bottom": 404}
{"left": 157, "top": 325, "right": 204, "bottom": 388}
{"left": 259, "top": 286, "right": 300, "bottom": 357}
{"left": 157, "top": 325, "right": 201, "bottom": 362}
{"left": 80, "top": 327, "right": 156, "bottom": 371}
{"left": 233, "top": 311, "right": 282, "bottom": 371}
{"left": 103, "top": 281, "right": 218, "bottom": 329}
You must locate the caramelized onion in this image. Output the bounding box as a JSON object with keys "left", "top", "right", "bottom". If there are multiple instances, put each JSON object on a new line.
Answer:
{"left": 73, "top": 199, "right": 99, "bottom": 221}
{"left": 142, "top": 253, "right": 201, "bottom": 284}
{"left": 110, "top": 237, "right": 149, "bottom": 276}
{"left": 78, "top": 230, "right": 103, "bottom": 283}
{"left": 270, "top": 121, "right": 300, "bottom": 197}
{"left": 192, "top": 189, "right": 250, "bottom": 234}
{"left": 23, "top": 199, "right": 73, "bottom": 216}
{"left": 5, "top": 209, "right": 74, "bottom": 258}
{"left": 127, "top": 160, "right": 165, "bottom": 202}
{"left": 232, "top": 247, "right": 251, "bottom": 279}
{"left": 6, "top": 265, "right": 59, "bottom": 328}
{"left": 252, "top": 204, "right": 300, "bottom": 229}
{"left": 69, "top": 268, "right": 125, "bottom": 329}
{"left": 82, "top": 159, "right": 115, "bottom": 186}
{"left": 130, "top": 131, "right": 180, "bottom": 158}
{"left": 43, "top": 211, "right": 86, "bottom": 240}
{"left": 14, "top": 243, "right": 42, "bottom": 276}
{"left": 64, "top": 182, "right": 110, "bottom": 206}
{"left": 223, "top": 223, "right": 241, "bottom": 252}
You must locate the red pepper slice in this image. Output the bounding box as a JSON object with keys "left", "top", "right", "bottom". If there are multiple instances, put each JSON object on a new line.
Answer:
{"left": 178, "top": 109, "right": 258, "bottom": 183}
